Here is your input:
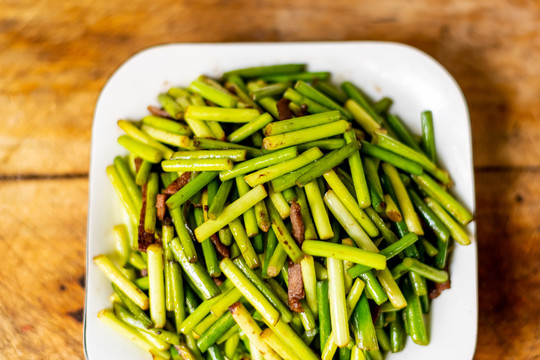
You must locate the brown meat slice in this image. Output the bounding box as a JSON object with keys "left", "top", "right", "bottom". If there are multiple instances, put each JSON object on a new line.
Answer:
{"left": 210, "top": 233, "right": 230, "bottom": 258}
{"left": 290, "top": 201, "right": 305, "bottom": 245}
{"left": 138, "top": 184, "right": 155, "bottom": 251}
{"left": 134, "top": 158, "right": 143, "bottom": 173}
{"left": 156, "top": 194, "right": 168, "bottom": 221}
{"left": 276, "top": 98, "right": 293, "bottom": 120}
{"left": 429, "top": 279, "right": 451, "bottom": 299}
{"left": 163, "top": 172, "right": 192, "bottom": 195}
{"left": 148, "top": 105, "right": 173, "bottom": 119}
{"left": 287, "top": 260, "right": 305, "bottom": 313}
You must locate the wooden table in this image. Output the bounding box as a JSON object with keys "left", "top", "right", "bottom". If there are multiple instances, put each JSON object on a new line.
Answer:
{"left": 1, "top": 1, "right": 538, "bottom": 359}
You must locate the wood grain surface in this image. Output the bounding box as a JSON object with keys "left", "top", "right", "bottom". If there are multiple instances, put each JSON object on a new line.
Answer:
{"left": 1, "top": 0, "right": 538, "bottom": 359}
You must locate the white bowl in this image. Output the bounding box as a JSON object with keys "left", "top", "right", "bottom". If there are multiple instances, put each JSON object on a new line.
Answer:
{"left": 85, "top": 41, "right": 477, "bottom": 360}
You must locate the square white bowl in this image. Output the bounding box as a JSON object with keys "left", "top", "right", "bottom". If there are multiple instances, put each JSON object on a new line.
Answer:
{"left": 85, "top": 41, "right": 477, "bottom": 360}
